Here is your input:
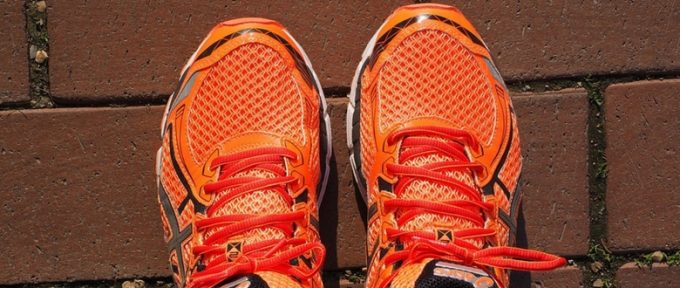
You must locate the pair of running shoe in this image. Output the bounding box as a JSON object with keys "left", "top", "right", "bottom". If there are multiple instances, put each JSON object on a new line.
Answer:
{"left": 156, "top": 3, "right": 566, "bottom": 288}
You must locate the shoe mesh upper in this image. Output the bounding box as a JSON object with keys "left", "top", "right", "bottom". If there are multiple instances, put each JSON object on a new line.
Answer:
{"left": 363, "top": 28, "right": 505, "bottom": 287}
{"left": 257, "top": 271, "right": 302, "bottom": 287}
{"left": 498, "top": 114, "right": 522, "bottom": 195}
{"left": 378, "top": 29, "right": 497, "bottom": 252}
{"left": 377, "top": 29, "right": 496, "bottom": 144}
{"left": 164, "top": 41, "right": 319, "bottom": 287}
{"left": 187, "top": 43, "right": 305, "bottom": 164}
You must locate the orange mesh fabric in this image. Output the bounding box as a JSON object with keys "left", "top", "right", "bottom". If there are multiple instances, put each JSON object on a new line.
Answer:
{"left": 182, "top": 240, "right": 193, "bottom": 275}
{"left": 360, "top": 73, "right": 377, "bottom": 179}
{"left": 498, "top": 115, "right": 522, "bottom": 197}
{"left": 367, "top": 218, "right": 381, "bottom": 254}
{"left": 308, "top": 112, "right": 321, "bottom": 193}
{"left": 493, "top": 183, "right": 512, "bottom": 246}
{"left": 257, "top": 271, "right": 303, "bottom": 288}
{"left": 170, "top": 252, "right": 180, "bottom": 284}
{"left": 366, "top": 250, "right": 382, "bottom": 288}
{"left": 377, "top": 29, "right": 496, "bottom": 144}
{"left": 187, "top": 43, "right": 305, "bottom": 164}
{"left": 496, "top": 116, "right": 521, "bottom": 247}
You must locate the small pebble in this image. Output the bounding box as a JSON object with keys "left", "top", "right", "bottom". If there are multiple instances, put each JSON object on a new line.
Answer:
{"left": 592, "top": 278, "right": 604, "bottom": 288}
{"left": 35, "top": 50, "right": 48, "bottom": 63}
{"left": 36, "top": 1, "right": 47, "bottom": 12}
{"left": 29, "top": 45, "right": 37, "bottom": 59}
{"left": 651, "top": 251, "right": 666, "bottom": 263}
{"left": 122, "top": 279, "right": 146, "bottom": 288}
{"left": 590, "top": 261, "right": 603, "bottom": 273}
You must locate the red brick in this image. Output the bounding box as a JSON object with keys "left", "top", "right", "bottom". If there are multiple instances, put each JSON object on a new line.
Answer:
{"left": 616, "top": 263, "right": 680, "bottom": 288}
{"left": 46, "top": 1, "right": 410, "bottom": 102}
{"left": 511, "top": 266, "right": 583, "bottom": 287}
{"left": 605, "top": 79, "right": 680, "bottom": 252}
{"left": 0, "top": 1, "right": 29, "bottom": 104}
{"left": 48, "top": 2, "right": 680, "bottom": 102}
{"left": 514, "top": 90, "right": 590, "bottom": 256}
{"left": 440, "top": 1, "right": 680, "bottom": 81}
{"left": 0, "top": 106, "right": 168, "bottom": 284}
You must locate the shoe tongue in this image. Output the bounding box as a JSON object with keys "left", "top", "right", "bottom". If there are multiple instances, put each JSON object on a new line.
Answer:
{"left": 214, "top": 132, "right": 288, "bottom": 157}
{"left": 214, "top": 272, "right": 302, "bottom": 288}
{"left": 397, "top": 137, "right": 482, "bottom": 248}
{"left": 393, "top": 259, "right": 500, "bottom": 288}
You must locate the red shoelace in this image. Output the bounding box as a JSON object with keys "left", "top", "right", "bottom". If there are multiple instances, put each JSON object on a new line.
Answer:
{"left": 377, "top": 126, "right": 566, "bottom": 288}
{"left": 188, "top": 147, "right": 325, "bottom": 288}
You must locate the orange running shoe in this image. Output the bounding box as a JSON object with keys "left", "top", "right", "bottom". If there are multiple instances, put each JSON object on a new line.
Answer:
{"left": 347, "top": 4, "right": 566, "bottom": 288}
{"left": 156, "top": 18, "right": 331, "bottom": 288}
